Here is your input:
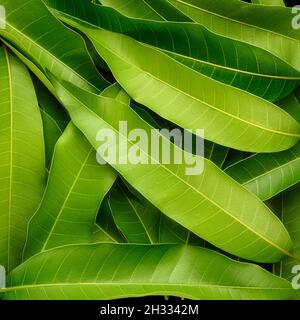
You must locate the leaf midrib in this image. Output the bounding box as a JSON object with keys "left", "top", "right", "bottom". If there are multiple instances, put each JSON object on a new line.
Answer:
{"left": 142, "top": 0, "right": 166, "bottom": 20}
{"left": 3, "top": 46, "right": 13, "bottom": 272}
{"left": 0, "top": 281, "right": 292, "bottom": 294}
{"left": 162, "top": 48, "right": 300, "bottom": 80}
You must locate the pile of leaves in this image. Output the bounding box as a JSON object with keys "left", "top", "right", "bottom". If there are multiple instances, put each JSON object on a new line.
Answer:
{"left": 0, "top": 0, "right": 300, "bottom": 300}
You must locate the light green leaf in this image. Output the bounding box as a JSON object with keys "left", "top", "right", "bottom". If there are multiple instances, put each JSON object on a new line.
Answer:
{"left": 225, "top": 142, "right": 300, "bottom": 201}
{"left": 0, "top": 0, "right": 109, "bottom": 92}
{"left": 168, "top": 0, "right": 300, "bottom": 72}
{"left": 0, "top": 46, "right": 45, "bottom": 272}
{"left": 62, "top": 22, "right": 300, "bottom": 153}
{"left": 45, "top": 0, "right": 300, "bottom": 102}
{"left": 1, "top": 243, "right": 296, "bottom": 300}
{"left": 48, "top": 77, "right": 293, "bottom": 262}
{"left": 1, "top": 40, "right": 57, "bottom": 97}
{"left": 23, "top": 123, "right": 117, "bottom": 259}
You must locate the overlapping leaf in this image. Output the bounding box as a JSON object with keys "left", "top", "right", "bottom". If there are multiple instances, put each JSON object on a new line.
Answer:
{"left": 45, "top": 0, "right": 300, "bottom": 102}
{"left": 0, "top": 0, "right": 109, "bottom": 92}
{"left": 225, "top": 142, "right": 300, "bottom": 201}
{"left": 23, "top": 123, "right": 117, "bottom": 259}
{"left": 47, "top": 77, "right": 294, "bottom": 262}
{"left": 61, "top": 21, "right": 300, "bottom": 152}
{"left": 100, "top": 0, "right": 191, "bottom": 21}
{"left": 167, "top": 0, "right": 300, "bottom": 72}
{"left": 105, "top": 181, "right": 160, "bottom": 244}
{"left": 1, "top": 244, "right": 296, "bottom": 300}
{"left": 34, "top": 80, "right": 69, "bottom": 168}
{"left": 275, "top": 186, "right": 300, "bottom": 282}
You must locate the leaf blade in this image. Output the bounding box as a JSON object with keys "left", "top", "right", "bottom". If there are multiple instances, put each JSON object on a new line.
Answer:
{"left": 2, "top": 244, "right": 296, "bottom": 300}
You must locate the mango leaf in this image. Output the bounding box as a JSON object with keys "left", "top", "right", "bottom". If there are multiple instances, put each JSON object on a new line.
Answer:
{"left": 106, "top": 180, "right": 160, "bottom": 244}
{"left": 100, "top": 0, "right": 191, "bottom": 21}
{"left": 62, "top": 21, "right": 300, "bottom": 153}
{"left": 0, "top": 244, "right": 296, "bottom": 300}
{"left": 40, "top": 110, "right": 64, "bottom": 169}
{"left": 0, "top": 0, "right": 109, "bottom": 92}
{"left": 275, "top": 186, "right": 300, "bottom": 282}
{"left": 1, "top": 40, "right": 57, "bottom": 97}
{"left": 222, "top": 149, "right": 249, "bottom": 169}
{"left": 45, "top": 0, "right": 300, "bottom": 102}
{"left": 205, "top": 141, "right": 229, "bottom": 168}
{"left": 252, "top": 0, "right": 285, "bottom": 6}
{"left": 92, "top": 224, "right": 121, "bottom": 243}
{"left": 94, "top": 198, "right": 127, "bottom": 244}
{"left": 34, "top": 80, "right": 69, "bottom": 168}
{"left": 159, "top": 215, "right": 205, "bottom": 245}
{"left": 34, "top": 80, "right": 69, "bottom": 131}
{"left": 23, "top": 123, "right": 117, "bottom": 259}
{"left": 278, "top": 93, "right": 300, "bottom": 124}
{"left": 168, "top": 0, "right": 300, "bottom": 72}
{"left": 48, "top": 76, "right": 294, "bottom": 263}
{"left": 225, "top": 142, "right": 300, "bottom": 201}
{"left": 0, "top": 46, "right": 45, "bottom": 272}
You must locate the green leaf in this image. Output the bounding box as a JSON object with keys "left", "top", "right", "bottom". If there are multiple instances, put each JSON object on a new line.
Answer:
{"left": 278, "top": 93, "right": 300, "bottom": 124}
{"left": 167, "top": 0, "right": 300, "bottom": 72}
{"left": 23, "top": 123, "right": 117, "bottom": 259}
{"left": 222, "top": 149, "right": 248, "bottom": 169}
{"left": 1, "top": 244, "right": 296, "bottom": 300}
{"left": 40, "top": 110, "right": 64, "bottom": 169}
{"left": 45, "top": 0, "right": 300, "bottom": 102}
{"left": 251, "top": 0, "right": 285, "bottom": 6}
{"left": 34, "top": 80, "right": 69, "bottom": 131}
{"left": 48, "top": 77, "right": 293, "bottom": 262}
{"left": 100, "top": 0, "right": 191, "bottom": 21}
{"left": 0, "top": 46, "right": 46, "bottom": 272}
{"left": 1, "top": 40, "right": 57, "bottom": 97}
{"left": 62, "top": 22, "right": 300, "bottom": 153}
{"left": 159, "top": 215, "right": 205, "bottom": 245}
{"left": 0, "top": 0, "right": 109, "bottom": 92}
{"left": 106, "top": 181, "right": 160, "bottom": 244}
{"left": 34, "top": 80, "right": 69, "bottom": 168}
{"left": 94, "top": 198, "right": 127, "bottom": 244}
{"left": 225, "top": 142, "right": 300, "bottom": 201}
{"left": 275, "top": 186, "right": 300, "bottom": 281}
{"left": 205, "top": 141, "right": 229, "bottom": 168}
